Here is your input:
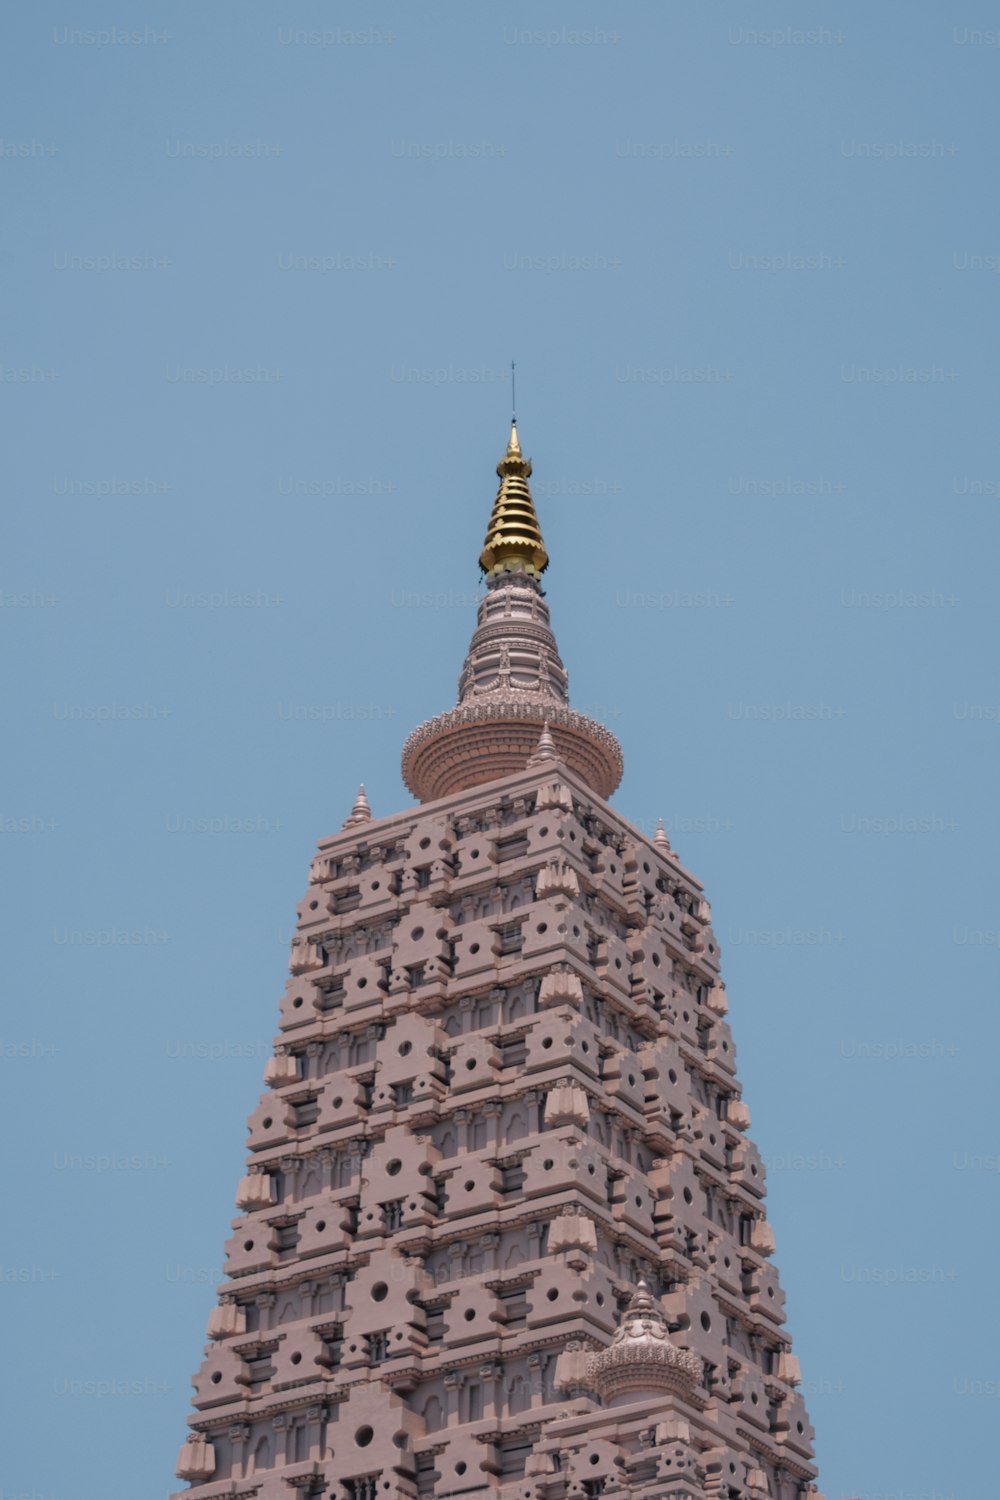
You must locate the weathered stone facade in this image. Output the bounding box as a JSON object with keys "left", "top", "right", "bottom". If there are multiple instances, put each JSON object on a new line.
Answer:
{"left": 172, "top": 425, "right": 823, "bottom": 1500}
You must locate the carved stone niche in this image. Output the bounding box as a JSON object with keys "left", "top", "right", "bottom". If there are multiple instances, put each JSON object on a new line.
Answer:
{"left": 175, "top": 1434, "right": 215, "bottom": 1482}
{"left": 544, "top": 1084, "right": 591, "bottom": 1129}
{"left": 539, "top": 969, "right": 584, "bottom": 1009}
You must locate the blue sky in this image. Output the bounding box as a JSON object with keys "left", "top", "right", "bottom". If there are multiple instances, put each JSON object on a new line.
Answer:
{"left": 3, "top": 4, "right": 998, "bottom": 1497}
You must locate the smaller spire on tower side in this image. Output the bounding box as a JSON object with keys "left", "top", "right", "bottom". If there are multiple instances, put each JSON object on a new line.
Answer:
{"left": 587, "top": 1277, "right": 702, "bottom": 1405}
{"left": 342, "top": 784, "right": 372, "bottom": 828}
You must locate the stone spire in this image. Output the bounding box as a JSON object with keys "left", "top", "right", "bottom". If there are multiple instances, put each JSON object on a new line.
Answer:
{"left": 341, "top": 783, "right": 371, "bottom": 827}
{"left": 402, "top": 422, "right": 623, "bottom": 803}
{"left": 588, "top": 1280, "right": 702, "bottom": 1407}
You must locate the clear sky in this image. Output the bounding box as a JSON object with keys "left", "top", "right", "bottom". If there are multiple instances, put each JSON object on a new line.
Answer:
{"left": 3, "top": 4, "right": 998, "bottom": 1497}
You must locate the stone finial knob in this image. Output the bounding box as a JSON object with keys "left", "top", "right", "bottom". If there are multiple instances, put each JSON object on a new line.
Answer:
{"left": 653, "top": 818, "right": 672, "bottom": 852}
{"left": 527, "top": 721, "right": 558, "bottom": 766}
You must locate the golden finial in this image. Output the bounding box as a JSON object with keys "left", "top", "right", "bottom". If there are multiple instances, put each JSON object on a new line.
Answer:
{"left": 479, "top": 419, "right": 549, "bottom": 578}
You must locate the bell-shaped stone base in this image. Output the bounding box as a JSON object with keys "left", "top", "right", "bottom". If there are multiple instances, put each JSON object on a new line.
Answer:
{"left": 402, "top": 700, "right": 623, "bottom": 802}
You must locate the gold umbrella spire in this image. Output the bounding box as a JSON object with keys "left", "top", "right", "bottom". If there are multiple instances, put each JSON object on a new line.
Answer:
{"left": 478, "top": 420, "right": 549, "bottom": 578}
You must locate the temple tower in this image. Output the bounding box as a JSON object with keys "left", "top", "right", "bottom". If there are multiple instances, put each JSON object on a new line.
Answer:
{"left": 173, "top": 423, "right": 824, "bottom": 1500}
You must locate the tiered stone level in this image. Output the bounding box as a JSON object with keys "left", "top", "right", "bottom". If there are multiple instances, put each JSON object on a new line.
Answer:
{"left": 174, "top": 760, "right": 820, "bottom": 1500}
